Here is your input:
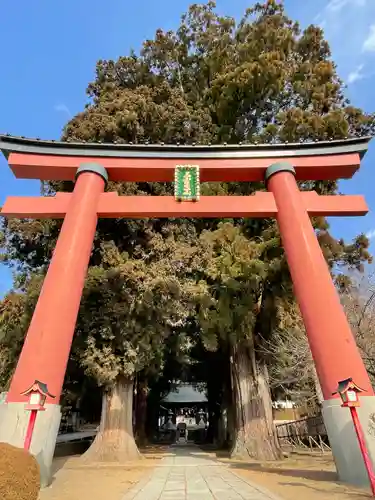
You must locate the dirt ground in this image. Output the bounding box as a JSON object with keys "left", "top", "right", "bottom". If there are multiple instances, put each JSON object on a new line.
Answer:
{"left": 224, "top": 450, "right": 373, "bottom": 500}
{"left": 39, "top": 446, "right": 374, "bottom": 500}
{"left": 38, "top": 448, "right": 165, "bottom": 500}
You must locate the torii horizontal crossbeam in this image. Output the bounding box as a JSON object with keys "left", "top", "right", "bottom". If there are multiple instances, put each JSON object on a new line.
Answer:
{"left": 0, "top": 135, "right": 371, "bottom": 182}
{"left": 1, "top": 133, "right": 374, "bottom": 488}
{"left": 0, "top": 192, "right": 368, "bottom": 219}
{"left": 5, "top": 152, "right": 363, "bottom": 182}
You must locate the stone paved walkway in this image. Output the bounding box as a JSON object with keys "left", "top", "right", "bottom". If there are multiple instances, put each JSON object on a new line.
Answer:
{"left": 122, "top": 445, "right": 282, "bottom": 500}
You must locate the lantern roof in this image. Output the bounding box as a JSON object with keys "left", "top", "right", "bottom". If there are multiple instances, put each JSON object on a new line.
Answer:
{"left": 0, "top": 134, "right": 371, "bottom": 161}
{"left": 333, "top": 377, "right": 365, "bottom": 396}
{"left": 20, "top": 380, "right": 55, "bottom": 398}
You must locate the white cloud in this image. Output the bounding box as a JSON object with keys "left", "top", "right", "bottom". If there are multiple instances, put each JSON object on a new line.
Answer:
{"left": 315, "top": 0, "right": 369, "bottom": 38}
{"left": 327, "top": 0, "right": 366, "bottom": 12}
{"left": 54, "top": 103, "right": 71, "bottom": 117}
{"left": 347, "top": 64, "right": 365, "bottom": 83}
{"left": 366, "top": 229, "right": 375, "bottom": 240}
{"left": 311, "top": 0, "right": 375, "bottom": 87}
{"left": 363, "top": 24, "right": 375, "bottom": 52}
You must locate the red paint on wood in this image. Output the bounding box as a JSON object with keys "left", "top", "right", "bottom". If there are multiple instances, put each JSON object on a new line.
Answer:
{"left": 0, "top": 192, "right": 368, "bottom": 219}
{"left": 6, "top": 172, "right": 105, "bottom": 404}
{"left": 98, "top": 192, "right": 277, "bottom": 218}
{"left": 267, "top": 170, "right": 374, "bottom": 400}
{"left": 3, "top": 151, "right": 371, "bottom": 410}
{"left": 23, "top": 410, "right": 38, "bottom": 451}
{"left": 96, "top": 192, "right": 368, "bottom": 218}
{"left": 8, "top": 152, "right": 361, "bottom": 182}
{"left": 1, "top": 192, "right": 71, "bottom": 218}
{"left": 300, "top": 191, "right": 368, "bottom": 216}
{"left": 24, "top": 410, "right": 37, "bottom": 451}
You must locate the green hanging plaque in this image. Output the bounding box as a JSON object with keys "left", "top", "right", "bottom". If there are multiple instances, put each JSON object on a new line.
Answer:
{"left": 174, "top": 165, "right": 200, "bottom": 201}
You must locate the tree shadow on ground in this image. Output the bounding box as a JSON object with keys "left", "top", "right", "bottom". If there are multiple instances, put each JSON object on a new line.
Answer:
{"left": 228, "top": 462, "right": 372, "bottom": 498}
{"left": 199, "top": 444, "right": 230, "bottom": 458}
{"left": 140, "top": 444, "right": 172, "bottom": 457}
{"left": 229, "top": 461, "right": 338, "bottom": 482}
{"left": 51, "top": 456, "right": 70, "bottom": 476}
{"left": 276, "top": 481, "right": 372, "bottom": 498}
{"left": 47, "top": 456, "right": 71, "bottom": 486}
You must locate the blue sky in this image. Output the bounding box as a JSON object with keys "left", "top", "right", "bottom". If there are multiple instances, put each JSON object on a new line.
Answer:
{"left": 0, "top": 0, "right": 375, "bottom": 295}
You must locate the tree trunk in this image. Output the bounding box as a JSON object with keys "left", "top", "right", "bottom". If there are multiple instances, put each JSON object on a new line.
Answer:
{"left": 135, "top": 379, "right": 148, "bottom": 447}
{"left": 226, "top": 398, "right": 235, "bottom": 448}
{"left": 206, "top": 410, "right": 216, "bottom": 444}
{"left": 145, "top": 390, "right": 161, "bottom": 442}
{"left": 230, "top": 343, "right": 282, "bottom": 461}
{"left": 312, "top": 364, "right": 324, "bottom": 406}
{"left": 82, "top": 376, "right": 141, "bottom": 462}
{"left": 216, "top": 405, "right": 227, "bottom": 448}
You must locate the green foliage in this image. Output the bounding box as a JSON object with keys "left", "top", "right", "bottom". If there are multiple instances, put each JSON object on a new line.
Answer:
{"left": 74, "top": 236, "right": 207, "bottom": 386}
{"left": 66, "top": 0, "right": 374, "bottom": 146}
{"left": 0, "top": 274, "right": 43, "bottom": 390}
{"left": 193, "top": 223, "right": 267, "bottom": 351}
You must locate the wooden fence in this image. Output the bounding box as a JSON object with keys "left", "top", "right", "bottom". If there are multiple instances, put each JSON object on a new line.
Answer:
{"left": 276, "top": 414, "right": 331, "bottom": 452}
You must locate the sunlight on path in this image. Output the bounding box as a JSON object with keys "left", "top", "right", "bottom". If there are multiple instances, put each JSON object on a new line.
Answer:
{"left": 122, "top": 445, "right": 282, "bottom": 500}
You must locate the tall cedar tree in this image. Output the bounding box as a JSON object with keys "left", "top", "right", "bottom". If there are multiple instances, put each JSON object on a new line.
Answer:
{"left": 0, "top": 1, "right": 373, "bottom": 461}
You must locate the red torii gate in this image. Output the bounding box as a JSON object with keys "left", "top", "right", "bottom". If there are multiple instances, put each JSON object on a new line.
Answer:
{"left": 0, "top": 134, "right": 374, "bottom": 487}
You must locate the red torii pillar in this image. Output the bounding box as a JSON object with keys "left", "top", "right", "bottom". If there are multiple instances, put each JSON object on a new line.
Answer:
{"left": 266, "top": 162, "right": 372, "bottom": 400}
{"left": 6, "top": 164, "right": 108, "bottom": 403}
{"left": 0, "top": 137, "right": 374, "bottom": 488}
{"left": 0, "top": 163, "right": 108, "bottom": 486}
{"left": 266, "top": 162, "right": 375, "bottom": 490}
